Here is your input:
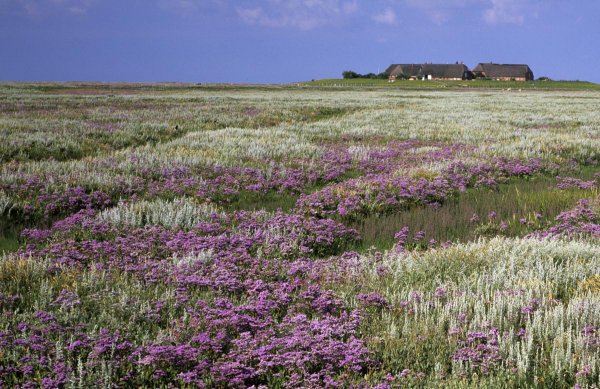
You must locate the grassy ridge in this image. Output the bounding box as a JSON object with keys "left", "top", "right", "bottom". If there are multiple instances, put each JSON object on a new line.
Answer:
{"left": 3, "top": 80, "right": 599, "bottom": 93}
{"left": 306, "top": 78, "right": 600, "bottom": 90}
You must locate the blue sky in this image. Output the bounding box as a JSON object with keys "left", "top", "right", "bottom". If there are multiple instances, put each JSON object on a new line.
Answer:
{"left": 1, "top": 0, "right": 598, "bottom": 83}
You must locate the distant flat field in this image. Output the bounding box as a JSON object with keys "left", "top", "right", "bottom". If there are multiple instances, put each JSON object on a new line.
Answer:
{"left": 1, "top": 82, "right": 598, "bottom": 163}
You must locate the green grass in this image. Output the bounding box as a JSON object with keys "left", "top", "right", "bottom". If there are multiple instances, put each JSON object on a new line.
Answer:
{"left": 222, "top": 168, "right": 599, "bottom": 252}
{"left": 226, "top": 191, "right": 299, "bottom": 213}
{"left": 0, "top": 215, "right": 28, "bottom": 253}
{"left": 0, "top": 233, "right": 19, "bottom": 253}
{"left": 0, "top": 237, "right": 19, "bottom": 253}
{"left": 2, "top": 171, "right": 593, "bottom": 256}
{"left": 351, "top": 172, "right": 599, "bottom": 252}
{"left": 6, "top": 80, "right": 599, "bottom": 94}
{"left": 305, "top": 78, "right": 600, "bottom": 90}
{"left": 226, "top": 170, "right": 365, "bottom": 213}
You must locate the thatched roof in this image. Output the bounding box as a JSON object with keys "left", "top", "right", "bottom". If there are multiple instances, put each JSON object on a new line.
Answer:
{"left": 421, "top": 64, "right": 469, "bottom": 79}
{"left": 385, "top": 63, "right": 469, "bottom": 79}
{"left": 384, "top": 64, "right": 400, "bottom": 74}
{"left": 473, "top": 63, "right": 533, "bottom": 79}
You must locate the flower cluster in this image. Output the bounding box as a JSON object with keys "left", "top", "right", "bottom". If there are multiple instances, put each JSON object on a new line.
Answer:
{"left": 0, "top": 206, "right": 368, "bottom": 387}
{"left": 556, "top": 176, "right": 597, "bottom": 190}
{"left": 452, "top": 328, "right": 504, "bottom": 374}
{"left": 298, "top": 158, "right": 546, "bottom": 219}
{"left": 530, "top": 198, "right": 600, "bottom": 239}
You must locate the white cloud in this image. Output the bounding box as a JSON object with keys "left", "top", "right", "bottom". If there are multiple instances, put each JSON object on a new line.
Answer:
{"left": 237, "top": 0, "right": 359, "bottom": 30}
{"left": 157, "top": 0, "right": 226, "bottom": 13}
{"left": 51, "top": 0, "right": 94, "bottom": 14}
{"left": 403, "top": 0, "right": 534, "bottom": 25}
{"left": 157, "top": 0, "right": 197, "bottom": 11}
{"left": 404, "top": 0, "right": 471, "bottom": 8}
{"left": 483, "top": 0, "right": 525, "bottom": 24}
{"left": 237, "top": 7, "right": 263, "bottom": 24}
{"left": 342, "top": 0, "right": 358, "bottom": 14}
{"left": 402, "top": 0, "right": 475, "bottom": 23}
{"left": 430, "top": 10, "right": 449, "bottom": 25}
{"left": 372, "top": 7, "right": 396, "bottom": 25}
{"left": 3, "top": 0, "right": 94, "bottom": 16}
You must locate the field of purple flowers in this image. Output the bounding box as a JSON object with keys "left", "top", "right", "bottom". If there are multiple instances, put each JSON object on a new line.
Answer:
{"left": 1, "top": 83, "right": 599, "bottom": 388}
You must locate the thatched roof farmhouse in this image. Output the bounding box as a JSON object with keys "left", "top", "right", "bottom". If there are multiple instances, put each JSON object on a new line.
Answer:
{"left": 472, "top": 63, "right": 534, "bottom": 81}
{"left": 385, "top": 63, "right": 471, "bottom": 80}
{"left": 384, "top": 62, "right": 535, "bottom": 82}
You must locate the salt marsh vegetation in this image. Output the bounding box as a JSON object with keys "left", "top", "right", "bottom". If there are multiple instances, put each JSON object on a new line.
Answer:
{"left": 0, "top": 83, "right": 599, "bottom": 387}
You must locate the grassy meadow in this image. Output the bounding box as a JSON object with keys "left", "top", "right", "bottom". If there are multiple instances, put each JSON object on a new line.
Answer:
{"left": 0, "top": 82, "right": 599, "bottom": 388}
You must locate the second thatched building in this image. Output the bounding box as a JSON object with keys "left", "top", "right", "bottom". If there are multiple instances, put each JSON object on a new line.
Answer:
{"left": 472, "top": 63, "right": 534, "bottom": 81}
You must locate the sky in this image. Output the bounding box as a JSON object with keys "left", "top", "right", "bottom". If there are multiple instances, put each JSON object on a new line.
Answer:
{"left": 1, "top": 0, "right": 599, "bottom": 83}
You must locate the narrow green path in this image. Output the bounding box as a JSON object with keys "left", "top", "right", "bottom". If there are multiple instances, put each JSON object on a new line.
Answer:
{"left": 352, "top": 172, "right": 598, "bottom": 251}
{"left": 0, "top": 224, "right": 20, "bottom": 253}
